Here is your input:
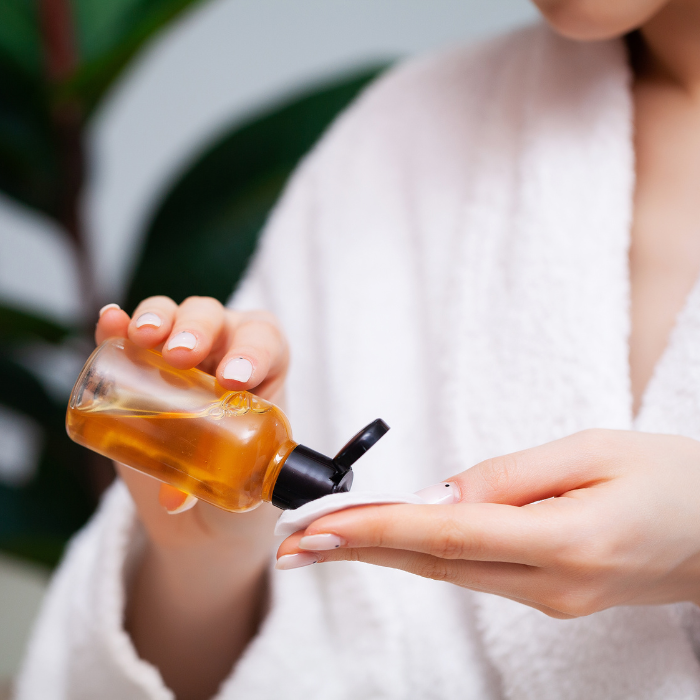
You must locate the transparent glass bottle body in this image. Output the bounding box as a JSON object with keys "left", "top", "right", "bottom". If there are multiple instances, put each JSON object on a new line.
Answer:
{"left": 66, "top": 338, "right": 296, "bottom": 512}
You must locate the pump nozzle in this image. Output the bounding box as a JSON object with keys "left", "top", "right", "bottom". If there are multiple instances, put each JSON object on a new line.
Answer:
{"left": 270, "top": 419, "right": 390, "bottom": 510}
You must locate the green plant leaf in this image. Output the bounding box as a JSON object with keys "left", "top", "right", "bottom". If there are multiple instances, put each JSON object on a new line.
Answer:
{"left": 69, "top": 0, "right": 205, "bottom": 113}
{"left": 0, "top": 46, "right": 60, "bottom": 218}
{"left": 126, "top": 65, "right": 388, "bottom": 310}
{"left": 0, "top": 0, "right": 42, "bottom": 78}
{"left": 0, "top": 304, "right": 75, "bottom": 344}
{"left": 0, "top": 350, "right": 64, "bottom": 426}
{"left": 0, "top": 353, "right": 95, "bottom": 567}
{"left": 0, "top": 0, "right": 206, "bottom": 218}
{"left": 0, "top": 534, "right": 68, "bottom": 568}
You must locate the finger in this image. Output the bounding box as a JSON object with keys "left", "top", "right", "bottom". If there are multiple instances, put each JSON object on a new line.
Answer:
{"left": 216, "top": 311, "right": 289, "bottom": 394}
{"left": 162, "top": 296, "right": 225, "bottom": 369}
{"left": 95, "top": 303, "right": 130, "bottom": 344}
{"left": 115, "top": 464, "right": 208, "bottom": 550}
{"left": 282, "top": 502, "right": 571, "bottom": 566}
{"left": 158, "top": 483, "right": 198, "bottom": 515}
{"left": 453, "top": 429, "right": 624, "bottom": 507}
{"left": 275, "top": 539, "right": 572, "bottom": 618}
{"left": 128, "top": 296, "right": 178, "bottom": 349}
{"left": 312, "top": 546, "right": 596, "bottom": 618}
{"left": 278, "top": 541, "right": 565, "bottom": 606}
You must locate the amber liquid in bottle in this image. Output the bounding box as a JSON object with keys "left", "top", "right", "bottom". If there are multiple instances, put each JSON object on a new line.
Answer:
{"left": 66, "top": 339, "right": 296, "bottom": 512}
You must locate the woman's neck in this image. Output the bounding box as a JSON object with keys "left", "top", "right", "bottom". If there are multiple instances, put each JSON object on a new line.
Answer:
{"left": 638, "top": 0, "right": 700, "bottom": 97}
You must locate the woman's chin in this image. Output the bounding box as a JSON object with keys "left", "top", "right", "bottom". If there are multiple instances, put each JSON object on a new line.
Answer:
{"left": 532, "top": 0, "right": 670, "bottom": 41}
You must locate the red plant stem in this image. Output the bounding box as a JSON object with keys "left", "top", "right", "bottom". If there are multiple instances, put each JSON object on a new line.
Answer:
{"left": 38, "top": 1, "right": 116, "bottom": 503}
{"left": 38, "top": 0, "right": 78, "bottom": 81}
{"left": 38, "top": 0, "right": 98, "bottom": 315}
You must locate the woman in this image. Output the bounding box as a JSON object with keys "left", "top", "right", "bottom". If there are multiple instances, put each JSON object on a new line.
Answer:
{"left": 16, "top": 1, "right": 700, "bottom": 698}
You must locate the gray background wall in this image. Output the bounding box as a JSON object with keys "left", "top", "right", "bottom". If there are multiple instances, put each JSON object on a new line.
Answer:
{"left": 0, "top": 0, "right": 537, "bottom": 686}
{"left": 0, "top": 0, "right": 536, "bottom": 321}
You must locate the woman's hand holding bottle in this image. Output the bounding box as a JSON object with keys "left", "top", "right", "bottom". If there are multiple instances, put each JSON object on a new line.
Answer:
{"left": 96, "top": 296, "right": 289, "bottom": 700}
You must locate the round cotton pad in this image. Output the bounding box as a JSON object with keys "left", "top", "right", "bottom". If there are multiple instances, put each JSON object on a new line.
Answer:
{"left": 274, "top": 491, "right": 427, "bottom": 537}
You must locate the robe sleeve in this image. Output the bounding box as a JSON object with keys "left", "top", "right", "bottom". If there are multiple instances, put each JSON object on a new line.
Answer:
{"left": 12, "top": 157, "right": 345, "bottom": 700}
{"left": 13, "top": 482, "right": 174, "bottom": 700}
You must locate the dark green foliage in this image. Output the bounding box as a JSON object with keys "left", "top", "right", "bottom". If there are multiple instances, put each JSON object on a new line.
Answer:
{"left": 0, "top": 0, "right": 204, "bottom": 218}
{"left": 0, "top": 0, "right": 42, "bottom": 76}
{"left": 126, "top": 65, "right": 386, "bottom": 310}
{"left": 0, "top": 48, "right": 59, "bottom": 218}
{"left": 0, "top": 304, "right": 74, "bottom": 344}
{"left": 68, "top": 0, "right": 206, "bottom": 113}
{"left": 0, "top": 353, "right": 94, "bottom": 567}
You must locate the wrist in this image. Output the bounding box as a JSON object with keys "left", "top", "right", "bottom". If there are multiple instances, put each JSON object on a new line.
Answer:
{"left": 133, "top": 537, "right": 271, "bottom": 617}
{"left": 125, "top": 538, "right": 270, "bottom": 700}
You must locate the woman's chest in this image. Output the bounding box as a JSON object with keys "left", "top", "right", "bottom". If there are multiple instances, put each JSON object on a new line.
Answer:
{"left": 629, "top": 77, "right": 700, "bottom": 415}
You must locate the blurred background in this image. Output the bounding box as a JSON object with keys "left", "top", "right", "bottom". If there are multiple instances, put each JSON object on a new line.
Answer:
{"left": 0, "top": 0, "right": 536, "bottom": 690}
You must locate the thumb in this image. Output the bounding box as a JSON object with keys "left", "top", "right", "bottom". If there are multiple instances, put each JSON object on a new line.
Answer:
{"left": 158, "top": 483, "right": 198, "bottom": 515}
{"left": 453, "top": 429, "right": 616, "bottom": 506}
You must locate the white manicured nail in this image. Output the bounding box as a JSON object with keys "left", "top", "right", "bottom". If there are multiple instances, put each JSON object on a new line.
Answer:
{"left": 167, "top": 331, "right": 197, "bottom": 350}
{"left": 275, "top": 553, "right": 318, "bottom": 570}
{"left": 223, "top": 357, "right": 253, "bottom": 382}
{"left": 135, "top": 312, "right": 162, "bottom": 329}
{"left": 165, "top": 494, "right": 198, "bottom": 514}
{"left": 298, "top": 534, "right": 345, "bottom": 551}
{"left": 415, "top": 482, "right": 461, "bottom": 505}
{"left": 99, "top": 303, "right": 120, "bottom": 317}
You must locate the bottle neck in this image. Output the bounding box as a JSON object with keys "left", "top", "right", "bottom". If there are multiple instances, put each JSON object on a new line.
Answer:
{"left": 267, "top": 444, "right": 354, "bottom": 510}
{"left": 261, "top": 439, "right": 298, "bottom": 503}
{"left": 263, "top": 418, "right": 388, "bottom": 510}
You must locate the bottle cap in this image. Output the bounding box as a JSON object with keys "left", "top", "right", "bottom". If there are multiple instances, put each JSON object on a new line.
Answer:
{"left": 271, "top": 418, "right": 390, "bottom": 510}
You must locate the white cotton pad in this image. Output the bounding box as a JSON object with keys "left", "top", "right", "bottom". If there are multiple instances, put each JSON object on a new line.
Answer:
{"left": 274, "top": 491, "right": 426, "bottom": 537}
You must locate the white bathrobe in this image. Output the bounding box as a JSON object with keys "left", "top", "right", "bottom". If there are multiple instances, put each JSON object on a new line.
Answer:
{"left": 16, "top": 23, "right": 700, "bottom": 699}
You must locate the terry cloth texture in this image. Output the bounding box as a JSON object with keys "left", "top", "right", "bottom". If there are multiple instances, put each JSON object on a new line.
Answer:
{"left": 16, "top": 23, "right": 700, "bottom": 700}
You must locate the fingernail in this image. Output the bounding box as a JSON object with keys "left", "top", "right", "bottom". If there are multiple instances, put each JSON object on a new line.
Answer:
{"left": 275, "top": 553, "right": 318, "bottom": 570}
{"left": 223, "top": 357, "right": 253, "bottom": 382}
{"left": 99, "top": 303, "right": 120, "bottom": 317}
{"left": 135, "top": 312, "right": 162, "bottom": 329}
{"left": 165, "top": 494, "right": 198, "bottom": 514}
{"left": 415, "top": 481, "right": 461, "bottom": 505}
{"left": 298, "top": 533, "right": 345, "bottom": 551}
{"left": 167, "top": 331, "right": 197, "bottom": 350}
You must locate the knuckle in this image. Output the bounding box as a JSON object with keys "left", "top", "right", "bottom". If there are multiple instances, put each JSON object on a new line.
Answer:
{"left": 573, "top": 428, "right": 616, "bottom": 459}
{"left": 136, "top": 295, "right": 174, "bottom": 312}
{"left": 240, "top": 324, "right": 288, "bottom": 360}
{"left": 550, "top": 519, "right": 615, "bottom": 576}
{"left": 430, "top": 518, "right": 471, "bottom": 560}
{"left": 144, "top": 295, "right": 174, "bottom": 305}
{"left": 251, "top": 309, "right": 280, "bottom": 326}
{"left": 237, "top": 309, "right": 281, "bottom": 330}
{"left": 476, "top": 453, "right": 524, "bottom": 499}
{"left": 181, "top": 295, "right": 221, "bottom": 309}
{"left": 344, "top": 548, "right": 363, "bottom": 563}
{"left": 249, "top": 346, "right": 273, "bottom": 372}
{"left": 415, "top": 558, "right": 454, "bottom": 583}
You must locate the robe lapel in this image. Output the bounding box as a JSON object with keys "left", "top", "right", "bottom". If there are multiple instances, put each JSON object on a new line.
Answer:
{"left": 442, "top": 27, "right": 634, "bottom": 473}
{"left": 443, "top": 26, "right": 700, "bottom": 699}
{"left": 636, "top": 276, "right": 700, "bottom": 439}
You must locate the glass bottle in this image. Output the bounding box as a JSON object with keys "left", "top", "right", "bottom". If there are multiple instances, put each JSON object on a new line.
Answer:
{"left": 66, "top": 338, "right": 388, "bottom": 512}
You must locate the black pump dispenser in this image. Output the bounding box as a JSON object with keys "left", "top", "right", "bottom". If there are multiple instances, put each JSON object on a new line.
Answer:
{"left": 271, "top": 418, "right": 389, "bottom": 510}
